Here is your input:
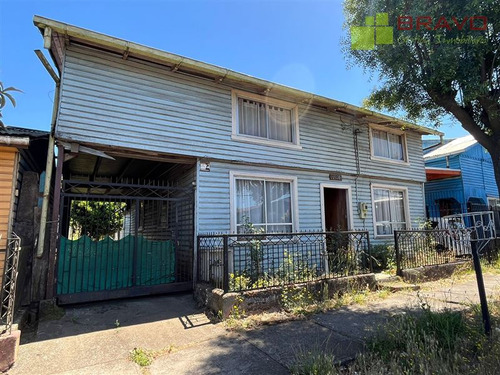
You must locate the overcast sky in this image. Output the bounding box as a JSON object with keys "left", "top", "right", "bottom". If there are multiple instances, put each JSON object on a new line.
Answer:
{"left": 0, "top": 0, "right": 468, "bottom": 140}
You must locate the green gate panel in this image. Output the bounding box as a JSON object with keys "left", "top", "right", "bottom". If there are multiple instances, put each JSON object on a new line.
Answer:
{"left": 57, "top": 235, "right": 176, "bottom": 295}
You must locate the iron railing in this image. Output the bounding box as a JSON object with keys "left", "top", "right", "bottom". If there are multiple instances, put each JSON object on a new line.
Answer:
{"left": 1, "top": 233, "right": 21, "bottom": 336}
{"left": 197, "top": 231, "right": 371, "bottom": 292}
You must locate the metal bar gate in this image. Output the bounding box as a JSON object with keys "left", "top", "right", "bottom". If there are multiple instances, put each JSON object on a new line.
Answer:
{"left": 55, "top": 180, "right": 194, "bottom": 304}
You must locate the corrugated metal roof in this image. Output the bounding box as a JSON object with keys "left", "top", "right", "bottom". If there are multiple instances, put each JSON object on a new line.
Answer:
{"left": 424, "top": 135, "right": 476, "bottom": 160}
{"left": 0, "top": 125, "right": 49, "bottom": 138}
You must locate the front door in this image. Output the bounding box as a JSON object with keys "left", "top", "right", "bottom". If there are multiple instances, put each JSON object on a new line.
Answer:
{"left": 323, "top": 187, "right": 349, "bottom": 231}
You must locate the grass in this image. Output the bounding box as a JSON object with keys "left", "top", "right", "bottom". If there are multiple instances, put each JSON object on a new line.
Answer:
{"left": 129, "top": 346, "right": 175, "bottom": 367}
{"left": 291, "top": 300, "right": 500, "bottom": 375}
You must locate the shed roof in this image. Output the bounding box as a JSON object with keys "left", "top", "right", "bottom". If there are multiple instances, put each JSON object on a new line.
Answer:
{"left": 0, "top": 125, "right": 49, "bottom": 139}
{"left": 424, "top": 135, "right": 477, "bottom": 160}
{"left": 33, "top": 15, "right": 443, "bottom": 136}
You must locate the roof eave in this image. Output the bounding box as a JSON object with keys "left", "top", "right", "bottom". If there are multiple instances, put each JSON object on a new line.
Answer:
{"left": 33, "top": 15, "right": 443, "bottom": 137}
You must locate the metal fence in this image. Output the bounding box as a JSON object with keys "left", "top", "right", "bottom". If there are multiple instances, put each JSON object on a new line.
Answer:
{"left": 1, "top": 233, "right": 21, "bottom": 336}
{"left": 197, "top": 231, "right": 371, "bottom": 292}
{"left": 394, "top": 224, "right": 498, "bottom": 274}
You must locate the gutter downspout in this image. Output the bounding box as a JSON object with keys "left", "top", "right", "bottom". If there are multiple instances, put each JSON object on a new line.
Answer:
{"left": 36, "top": 46, "right": 60, "bottom": 258}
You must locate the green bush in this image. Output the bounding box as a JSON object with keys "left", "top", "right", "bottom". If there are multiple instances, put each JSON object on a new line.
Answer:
{"left": 369, "top": 244, "right": 395, "bottom": 272}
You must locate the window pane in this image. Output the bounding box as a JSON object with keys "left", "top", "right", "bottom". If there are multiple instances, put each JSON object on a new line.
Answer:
{"left": 390, "top": 190, "right": 406, "bottom": 223}
{"left": 267, "top": 105, "right": 292, "bottom": 142}
{"left": 374, "top": 188, "right": 391, "bottom": 222}
{"left": 372, "top": 129, "right": 389, "bottom": 158}
{"left": 237, "top": 224, "right": 265, "bottom": 234}
{"left": 265, "top": 181, "right": 292, "bottom": 224}
{"left": 239, "top": 99, "right": 267, "bottom": 138}
{"left": 374, "top": 188, "right": 406, "bottom": 235}
{"left": 388, "top": 133, "right": 404, "bottom": 161}
{"left": 236, "top": 179, "right": 265, "bottom": 226}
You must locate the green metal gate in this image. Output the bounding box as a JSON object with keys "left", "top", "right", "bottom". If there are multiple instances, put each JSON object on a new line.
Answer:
{"left": 56, "top": 180, "right": 194, "bottom": 304}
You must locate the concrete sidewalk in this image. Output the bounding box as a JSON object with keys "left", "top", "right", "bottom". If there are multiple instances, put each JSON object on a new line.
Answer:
{"left": 8, "top": 273, "right": 500, "bottom": 375}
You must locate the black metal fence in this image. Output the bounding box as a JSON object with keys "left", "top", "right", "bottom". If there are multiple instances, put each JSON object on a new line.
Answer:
{"left": 197, "top": 231, "right": 371, "bottom": 292}
{"left": 394, "top": 228, "right": 498, "bottom": 274}
{"left": 394, "top": 229, "right": 472, "bottom": 273}
{"left": 1, "top": 234, "right": 21, "bottom": 336}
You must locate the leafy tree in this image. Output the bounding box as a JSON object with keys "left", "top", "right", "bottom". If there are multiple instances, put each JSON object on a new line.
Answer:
{"left": 0, "top": 81, "right": 22, "bottom": 126}
{"left": 70, "top": 201, "right": 126, "bottom": 241}
{"left": 343, "top": 0, "right": 500, "bottom": 193}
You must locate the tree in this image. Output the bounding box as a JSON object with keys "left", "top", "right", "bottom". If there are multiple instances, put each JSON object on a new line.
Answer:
{"left": 70, "top": 201, "right": 126, "bottom": 241}
{"left": 343, "top": 0, "right": 500, "bottom": 194}
{"left": 0, "top": 81, "right": 22, "bottom": 126}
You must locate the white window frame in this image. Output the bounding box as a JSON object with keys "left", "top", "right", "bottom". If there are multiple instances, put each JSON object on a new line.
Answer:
{"left": 231, "top": 89, "right": 301, "bottom": 150}
{"left": 369, "top": 124, "right": 409, "bottom": 165}
{"left": 229, "top": 171, "right": 299, "bottom": 234}
{"left": 371, "top": 183, "right": 411, "bottom": 238}
{"left": 320, "top": 182, "right": 354, "bottom": 231}
{"left": 487, "top": 197, "right": 500, "bottom": 208}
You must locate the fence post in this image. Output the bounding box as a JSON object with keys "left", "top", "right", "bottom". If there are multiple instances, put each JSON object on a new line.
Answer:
{"left": 366, "top": 232, "right": 373, "bottom": 272}
{"left": 222, "top": 235, "right": 229, "bottom": 293}
{"left": 394, "top": 230, "right": 402, "bottom": 276}
{"left": 471, "top": 241, "right": 492, "bottom": 335}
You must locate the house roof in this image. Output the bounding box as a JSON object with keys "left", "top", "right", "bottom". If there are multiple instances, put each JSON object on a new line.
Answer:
{"left": 33, "top": 15, "right": 443, "bottom": 137}
{"left": 0, "top": 125, "right": 49, "bottom": 148}
{"left": 0, "top": 125, "right": 49, "bottom": 139}
{"left": 424, "top": 135, "right": 477, "bottom": 160}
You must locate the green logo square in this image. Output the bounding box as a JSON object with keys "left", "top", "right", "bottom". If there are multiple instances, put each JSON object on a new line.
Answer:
{"left": 365, "top": 16, "right": 375, "bottom": 26}
{"left": 376, "top": 13, "right": 389, "bottom": 26}
{"left": 376, "top": 27, "right": 393, "bottom": 45}
{"left": 351, "top": 26, "right": 375, "bottom": 50}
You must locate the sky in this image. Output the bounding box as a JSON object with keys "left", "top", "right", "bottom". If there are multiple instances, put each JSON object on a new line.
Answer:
{"left": 0, "top": 0, "right": 468, "bottom": 140}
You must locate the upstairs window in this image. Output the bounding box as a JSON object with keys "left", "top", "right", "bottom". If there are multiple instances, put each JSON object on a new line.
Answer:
{"left": 232, "top": 90, "right": 299, "bottom": 147}
{"left": 371, "top": 127, "right": 407, "bottom": 162}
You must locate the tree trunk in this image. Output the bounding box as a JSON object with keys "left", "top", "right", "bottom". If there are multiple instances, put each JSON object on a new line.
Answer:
{"left": 490, "top": 149, "right": 500, "bottom": 198}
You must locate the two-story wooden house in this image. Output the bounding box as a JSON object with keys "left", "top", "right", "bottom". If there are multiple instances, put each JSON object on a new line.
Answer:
{"left": 33, "top": 16, "right": 441, "bottom": 303}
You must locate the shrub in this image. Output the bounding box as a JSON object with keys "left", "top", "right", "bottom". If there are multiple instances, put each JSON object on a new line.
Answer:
{"left": 369, "top": 244, "right": 395, "bottom": 272}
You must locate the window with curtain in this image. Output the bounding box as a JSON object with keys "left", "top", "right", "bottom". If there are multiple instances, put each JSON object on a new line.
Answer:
{"left": 373, "top": 188, "right": 407, "bottom": 235}
{"left": 371, "top": 128, "right": 406, "bottom": 161}
{"left": 238, "top": 97, "right": 294, "bottom": 143}
{"left": 235, "top": 178, "right": 293, "bottom": 233}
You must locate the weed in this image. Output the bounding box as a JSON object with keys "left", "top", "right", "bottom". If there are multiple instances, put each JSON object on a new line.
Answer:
{"left": 114, "top": 319, "right": 120, "bottom": 328}
{"left": 130, "top": 348, "right": 153, "bottom": 367}
{"left": 290, "top": 347, "right": 337, "bottom": 375}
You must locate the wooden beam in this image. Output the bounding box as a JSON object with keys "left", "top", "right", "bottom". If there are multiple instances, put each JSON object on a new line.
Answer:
{"left": 46, "top": 143, "right": 64, "bottom": 300}
{"left": 91, "top": 156, "right": 102, "bottom": 181}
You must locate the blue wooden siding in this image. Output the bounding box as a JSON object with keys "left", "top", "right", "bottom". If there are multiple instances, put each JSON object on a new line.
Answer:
{"left": 460, "top": 144, "right": 498, "bottom": 202}
{"left": 57, "top": 45, "right": 427, "bottom": 184}
{"left": 55, "top": 44, "right": 431, "bottom": 242}
{"left": 198, "top": 161, "right": 426, "bottom": 243}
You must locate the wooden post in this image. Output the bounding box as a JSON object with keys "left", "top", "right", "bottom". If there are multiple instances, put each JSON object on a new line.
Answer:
{"left": 46, "top": 144, "right": 64, "bottom": 300}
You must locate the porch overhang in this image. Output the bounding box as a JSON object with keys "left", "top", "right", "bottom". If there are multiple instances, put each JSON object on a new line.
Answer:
{"left": 426, "top": 167, "right": 461, "bottom": 181}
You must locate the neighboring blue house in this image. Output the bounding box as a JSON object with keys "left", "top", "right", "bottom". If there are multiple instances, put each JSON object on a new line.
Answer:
{"left": 424, "top": 135, "right": 499, "bottom": 217}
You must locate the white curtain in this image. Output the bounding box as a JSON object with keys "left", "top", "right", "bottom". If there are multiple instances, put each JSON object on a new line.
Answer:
{"left": 388, "top": 133, "right": 404, "bottom": 161}
{"left": 239, "top": 99, "right": 266, "bottom": 138}
{"left": 268, "top": 105, "right": 292, "bottom": 142}
{"left": 236, "top": 180, "right": 265, "bottom": 232}
{"left": 372, "top": 129, "right": 390, "bottom": 158}
{"left": 374, "top": 188, "right": 406, "bottom": 234}
{"left": 266, "top": 181, "right": 292, "bottom": 232}
{"left": 236, "top": 179, "right": 292, "bottom": 233}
